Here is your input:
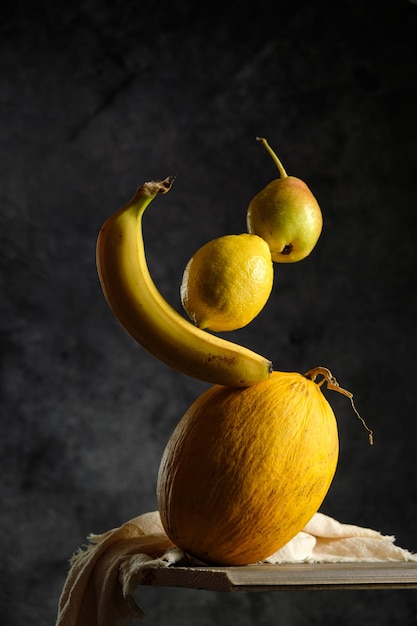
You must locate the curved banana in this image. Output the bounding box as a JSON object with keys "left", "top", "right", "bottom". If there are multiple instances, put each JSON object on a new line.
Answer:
{"left": 96, "top": 177, "right": 273, "bottom": 387}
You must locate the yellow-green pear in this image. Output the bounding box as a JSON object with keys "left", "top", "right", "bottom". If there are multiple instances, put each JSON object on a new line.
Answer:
{"left": 247, "top": 137, "right": 323, "bottom": 263}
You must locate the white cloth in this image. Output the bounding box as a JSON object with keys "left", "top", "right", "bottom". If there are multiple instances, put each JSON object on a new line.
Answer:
{"left": 266, "top": 512, "right": 417, "bottom": 563}
{"left": 56, "top": 511, "right": 417, "bottom": 626}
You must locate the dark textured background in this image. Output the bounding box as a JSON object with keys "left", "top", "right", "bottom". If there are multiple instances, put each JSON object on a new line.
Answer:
{"left": 2, "top": 1, "right": 417, "bottom": 624}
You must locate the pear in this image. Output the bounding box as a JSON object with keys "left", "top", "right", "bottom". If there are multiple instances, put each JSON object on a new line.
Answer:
{"left": 246, "top": 137, "right": 323, "bottom": 263}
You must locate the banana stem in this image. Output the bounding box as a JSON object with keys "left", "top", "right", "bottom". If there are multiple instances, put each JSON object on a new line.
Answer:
{"left": 256, "top": 137, "right": 288, "bottom": 179}
{"left": 121, "top": 176, "right": 175, "bottom": 219}
{"left": 135, "top": 175, "right": 175, "bottom": 201}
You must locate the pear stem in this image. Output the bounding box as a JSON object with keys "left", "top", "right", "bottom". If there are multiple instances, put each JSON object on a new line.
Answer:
{"left": 256, "top": 137, "right": 288, "bottom": 179}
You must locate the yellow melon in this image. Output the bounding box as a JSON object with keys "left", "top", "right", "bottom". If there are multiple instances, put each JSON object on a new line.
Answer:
{"left": 157, "top": 368, "right": 339, "bottom": 565}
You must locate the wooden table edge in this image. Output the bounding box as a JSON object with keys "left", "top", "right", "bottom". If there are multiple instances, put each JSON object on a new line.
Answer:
{"left": 138, "top": 562, "right": 417, "bottom": 592}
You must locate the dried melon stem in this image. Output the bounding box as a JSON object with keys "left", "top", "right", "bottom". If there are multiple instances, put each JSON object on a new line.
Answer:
{"left": 305, "top": 366, "right": 374, "bottom": 445}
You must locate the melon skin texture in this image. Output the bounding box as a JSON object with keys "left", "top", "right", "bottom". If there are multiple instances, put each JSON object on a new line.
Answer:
{"left": 157, "top": 371, "right": 339, "bottom": 566}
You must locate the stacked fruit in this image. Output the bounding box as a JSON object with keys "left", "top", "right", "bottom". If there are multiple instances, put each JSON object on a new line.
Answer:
{"left": 180, "top": 137, "right": 322, "bottom": 333}
{"left": 96, "top": 138, "right": 371, "bottom": 566}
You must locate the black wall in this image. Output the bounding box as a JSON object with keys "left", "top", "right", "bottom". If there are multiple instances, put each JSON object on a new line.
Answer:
{"left": 2, "top": 1, "right": 417, "bottom": 624}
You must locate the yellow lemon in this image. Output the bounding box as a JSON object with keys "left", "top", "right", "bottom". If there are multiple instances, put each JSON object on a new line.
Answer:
{"left": 180, "top": 233, "right": 273, "bottom": 332}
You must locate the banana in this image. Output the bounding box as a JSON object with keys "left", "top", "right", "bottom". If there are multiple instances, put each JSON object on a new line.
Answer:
{"left": 96, "top": 177, "right": 273, "bottom": 387}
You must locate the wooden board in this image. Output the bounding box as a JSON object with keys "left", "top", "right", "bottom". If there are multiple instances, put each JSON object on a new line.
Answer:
{"left": 139, "top": 562, "right": 417, "bottom": 592}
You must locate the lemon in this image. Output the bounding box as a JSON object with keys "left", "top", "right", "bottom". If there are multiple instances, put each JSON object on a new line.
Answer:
{"left": 180, "top": 233, "right": 274, "bottom": 332}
